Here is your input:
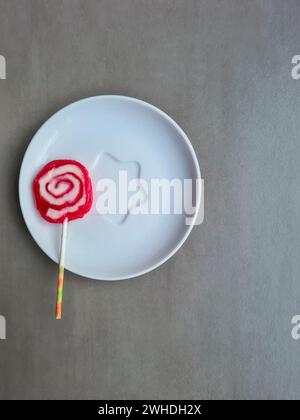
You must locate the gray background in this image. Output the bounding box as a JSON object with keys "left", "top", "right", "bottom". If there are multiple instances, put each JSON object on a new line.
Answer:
{"left": 0, "top": 0, "right": 300, "bottom": 400}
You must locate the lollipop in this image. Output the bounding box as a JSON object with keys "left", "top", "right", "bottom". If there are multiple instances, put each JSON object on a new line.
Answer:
{"left": 33, "top": 159, "right": 93, "bottom": 319}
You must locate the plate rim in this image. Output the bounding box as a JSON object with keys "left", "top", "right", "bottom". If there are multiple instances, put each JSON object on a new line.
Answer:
{"left": 19, "top": 95, "right": 201, "bottom": 280}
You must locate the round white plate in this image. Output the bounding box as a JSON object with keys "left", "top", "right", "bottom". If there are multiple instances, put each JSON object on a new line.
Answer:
{"left": 19, "top": 96, "right": 201, "bottom": 280}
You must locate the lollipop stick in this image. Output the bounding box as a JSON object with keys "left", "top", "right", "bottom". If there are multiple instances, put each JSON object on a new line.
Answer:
{"left": 55, "top": 218, "right": 68, "bottom": 319}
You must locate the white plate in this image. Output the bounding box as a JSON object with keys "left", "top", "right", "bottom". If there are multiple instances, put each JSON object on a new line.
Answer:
{"left": 19, "top": 96, "right": 201, "bottom": 280}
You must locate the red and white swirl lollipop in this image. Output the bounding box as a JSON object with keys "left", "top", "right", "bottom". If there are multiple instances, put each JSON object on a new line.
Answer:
{"left": 33, "top": 159, "right": 92, "bottom": 223}
{"left": 33, "top": 159, "right": 93, "bottom": 319}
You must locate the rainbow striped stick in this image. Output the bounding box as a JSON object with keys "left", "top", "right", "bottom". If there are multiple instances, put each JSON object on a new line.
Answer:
{"left": 55, "top": 218, "right": 68, "bottom": 319}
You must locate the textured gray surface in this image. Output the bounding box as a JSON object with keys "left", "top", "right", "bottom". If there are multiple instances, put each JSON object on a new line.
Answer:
{"left": 0, "top": 0, "right": 300, "bottom": 400}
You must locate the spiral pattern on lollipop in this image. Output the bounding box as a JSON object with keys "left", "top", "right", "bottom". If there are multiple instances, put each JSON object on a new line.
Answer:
{"left": 33, "top": 160, "right": 93, "bottom": 223}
